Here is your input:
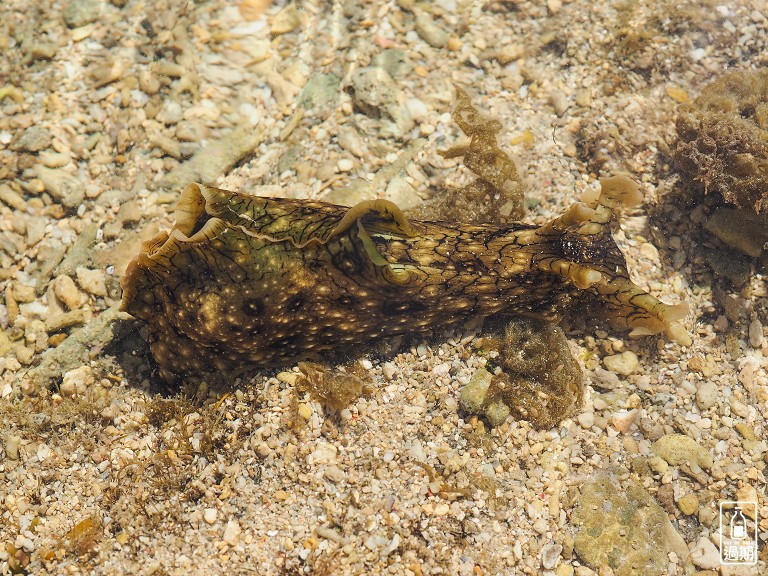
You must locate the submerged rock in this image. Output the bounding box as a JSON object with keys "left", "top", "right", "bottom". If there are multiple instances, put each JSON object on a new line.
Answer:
{"left": 572, "top": 472, "right": 692, "bottom": 576}
{"left": 346, "top": 66, "right": 414, "bottom": 139}
{"left": 652, "top": 433, "right": 714, "bottom": 473}
{"left": 462, "top": 318, "right": 584, "bottom": 428}
{"left": 674, "top": 68, "right": 768, "bottom": 222}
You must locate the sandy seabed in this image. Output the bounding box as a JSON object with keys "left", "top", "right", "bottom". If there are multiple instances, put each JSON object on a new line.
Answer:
{"left": 1, "top": 1, "right": 766, "bottom": 575}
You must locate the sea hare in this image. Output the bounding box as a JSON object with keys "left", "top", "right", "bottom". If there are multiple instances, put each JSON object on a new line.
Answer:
{"left": 120, "top": 176, "right": 689, "bottom": 383}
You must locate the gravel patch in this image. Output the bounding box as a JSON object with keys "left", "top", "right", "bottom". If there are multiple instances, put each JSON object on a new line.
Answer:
{"left": 1, "top": 1, "right": 766, "bottom": 575}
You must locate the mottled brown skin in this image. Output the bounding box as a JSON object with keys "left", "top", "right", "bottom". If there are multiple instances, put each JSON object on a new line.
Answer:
{"left": 120, "top": 178, "right": 689, "bottom": 384}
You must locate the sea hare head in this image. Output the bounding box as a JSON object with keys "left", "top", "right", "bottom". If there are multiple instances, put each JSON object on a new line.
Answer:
{"left": 120, "top": 183, "right": 226, "bottom": 322}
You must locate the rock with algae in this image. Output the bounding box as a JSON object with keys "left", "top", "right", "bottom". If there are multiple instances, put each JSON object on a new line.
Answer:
{"left": 673, "top": 68, "right": 768, "bottom": 225}
{"left": 461, "top": 318, "right": 584, "bottom": 428}
{"left": 652, "top": 433, "right": 713, "bottom": 474}
{"left": 572, "top": 472, "right": 693, "bottom": 576}
{"left": 296, "top": 361, "right": 373, "bottom": 410}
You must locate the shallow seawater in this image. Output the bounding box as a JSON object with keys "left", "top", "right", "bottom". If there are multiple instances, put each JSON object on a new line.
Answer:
{"left": 0, "top": 1, "right": 766, "bottom": 575}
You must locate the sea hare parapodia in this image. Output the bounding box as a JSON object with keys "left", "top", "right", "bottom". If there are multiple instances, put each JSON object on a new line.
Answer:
{"left": 120, "top": 177, "right": 690, "bottom": 384}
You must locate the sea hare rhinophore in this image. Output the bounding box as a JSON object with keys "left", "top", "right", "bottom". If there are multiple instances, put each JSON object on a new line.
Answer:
{"left": 120, "top": 175, "right": 689, "bottom": 383}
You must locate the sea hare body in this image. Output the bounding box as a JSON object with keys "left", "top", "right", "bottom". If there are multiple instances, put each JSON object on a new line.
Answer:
{"left": 121, "top": 178, "right": 689, "bottom": 383}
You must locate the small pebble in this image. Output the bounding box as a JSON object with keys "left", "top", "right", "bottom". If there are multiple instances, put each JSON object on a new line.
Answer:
{"left": 62, "top": 0, "right": 101, "bottom": 28}
{"left": 337, "top": 158, "right": 354, "bottom": 172}
{"left": 653, "top": 433, "right": 713, "bottom": 472}
{"left": 372, "top": 49, "right": 413, "bottom": 77}
{"left": 591, "top": 368, "right": 620, "bottom": 390}
{"left": 734, "top": 422, "right": 756, "bottom": 441}
{"left": 549, "top": 90, "right": 568, "bottom": 116}
{"left": 315, "top": 526, "right": 343, "bottom": 543}
{"left": 695, "top": 381, "right": 718, "bottom": 410}
{"left": 748, "top": 318, "right": 763, "bottom": 348}
{"left": 541, "top": 542, "right": 563, "bottom": 569}
{"left": 297, "top": 403, "right": 312, "bottom": 420}
{"left": 271, "top": 1, "right": 300, "bottom": 35}
{"left": 730, "top": 397, "right": 749, "bottom": 418}
{"left": 239, "top": 0, "right": 271, "bottom": 21}
{"left": 222, "top": 520, "right": 241, "bottom": 546}
{"left": 532, "top": 518, "right": 548, "bottom": 534}
{"left": 53, "top": 274, "right": 86, "bottom": 311}
{"left": 677, "top": 493, "right": 698, "bottom": 515}
{"left": 603, "top": 351, "right": 639, "bottom": 376}
{"left": 458, "top": 368, "right": 492, "bottom": 413}
{"left": 60, "top": 365, "right": 93, "bottom": 397}
{"left": 577, "top": 411, "right": 595, "bottom": 429}
{"left": 12, "top": 126, "right": 51, "bottom": 152}
{"left": 203, "top": 509, "right": 217, "bottom": 525}
{"left": 36, "top": 166, "right": 85, "bottom": 208}
{"left": 575, "top": 89, "right": 592, "bottom": 107}
{"left": 735, "top": 485, "right": 758, "bottom": 513}
{"left": 39, "top": 151, "right": 71, "bottom": 168}
{"left": 690, "top": 537, "right": 719, "bottom": 569}
{"left": 713, "top": 315, "right": 729, "bottom": 332}
{"left": 76, "top": 267, "right": 108, "bottom": 297}
{"left": 0, "top": 184, "right": 26, "bottom": 211}
{"left": 610, "top": 409, "right": 638, "bottom": 433}
{"left": 433, "top": 503, "right": 450, "bottom": 516}
{"left": 4, "top": 435, "right": 21, "bottom": 460}
{"left": 415, "top": 11, "right": 449, "bottom": 48}
{"left": 255, "top": 441, "right": 272, "bottom": 458}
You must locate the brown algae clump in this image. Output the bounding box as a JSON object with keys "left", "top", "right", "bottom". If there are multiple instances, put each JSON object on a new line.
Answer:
{"left": 407, "top": 89, "right": 526, "bottom": 224}
{"left": 461, "top": 318, "right": 584, "bottom": 428}
{"left": 296, "top": 361, "right": 373, "bottom": 410}
{"left": 673, "top": 68, "right": 768, "bottom": 221}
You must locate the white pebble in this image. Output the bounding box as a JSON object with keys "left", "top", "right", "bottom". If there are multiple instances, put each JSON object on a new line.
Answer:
{"left": 60, "top": 366, "right": 93, "bottom": 397}
{"left": 690, "top": 536, "right": 719, "bottom": 569}
{"left": 691, "top": 47, "right": 706, "bottom": 61}
{"left": 75, "top": 266, "right": 107, "bottom": 297}
{"left": 405, "top": 97, "right": 429, "bottom": 122}
{"left": 337, "top": 158, "right": 354, "bottom": 172}
{"left": 577, "top": 411, "right": 595, "bottom": 429}
{"left": 222, "top": 520, "right": 241, "bottom": 546}
{"left": 730, "top": 397, "right": 749, "bottom": 418}
{"left": 532, "top": 518, "right": 548, "bottom": 534}
{"left": 433, "top": 362, "right": 450, "bottom": 376}
{"left": 382, "top": 363, "right": 397, "bottom": 380}
{"left": 695, "top": 381, "right": 718, "bottom": 410}
{"left": 540, "top": 542, "right": 562, "bottom": 569}
{"left": 36, "top": 443, "right": 51, "bottom": 461}
{"left": 603, "top": 351, "right": 639, "bottom": 376}
{"left": 203, "top": 509, "right": 217, "bottom": 525}
{"left": 382, "top": 533, "right": 400, "bottom": 557}
{"left": 21, "top": 537, "right": 35, "bottom": 553}
{"left": 309, "top": 441, "right": 337, "bottom": 465}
